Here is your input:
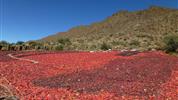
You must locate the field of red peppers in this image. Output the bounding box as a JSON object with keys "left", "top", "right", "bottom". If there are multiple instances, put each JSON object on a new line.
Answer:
{"left": 0, "top": 51, "right": 178, "bottom": 100}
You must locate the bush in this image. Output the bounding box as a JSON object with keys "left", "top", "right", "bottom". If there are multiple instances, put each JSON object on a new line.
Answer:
{"left": 55, "top": 45, "right": 64, "bottom": 51}
{"left": 100, "top": 43, "right": 111, "bottom": 50}
{"left": 163, "top": 35, "right": 178, "bottom": 53}
{"left": 129, "top": 40, "right": 140, "bottom": 46}
{"left": 58, "top": 38, "right": 71, "bottom": 45}
{"left": 0, "top": 41, "right": 9, "bottom": 46}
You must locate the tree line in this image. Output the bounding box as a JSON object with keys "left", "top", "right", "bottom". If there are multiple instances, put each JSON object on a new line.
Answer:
{"left": 0, "top": 35, "right": 178, "bottom": 53}
{"left": 0, "top": 38, "right": 72, "bottom": 51}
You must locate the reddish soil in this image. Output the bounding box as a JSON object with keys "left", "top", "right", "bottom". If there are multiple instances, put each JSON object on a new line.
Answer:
{"left": 0, "top": 51, "right": 177, "bottom": 99}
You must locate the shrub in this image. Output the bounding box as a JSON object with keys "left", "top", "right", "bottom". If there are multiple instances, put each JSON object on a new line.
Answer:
{"left": 100, "top": 43, "right": 111, "bottom": 50}
{"left": 58, "top": 38, "right": 71, "bottom": 45}
{"left": 55, "top": 45, "right": 64, "bottom": 51}
{"left": 0, "top": 41, "right": 9, "bottom": 46}
{"left": 129, "top": 40, "right": 140, "bottom": 46}
{"left": 163, "top": 35, "right": 178, "bottom": 53}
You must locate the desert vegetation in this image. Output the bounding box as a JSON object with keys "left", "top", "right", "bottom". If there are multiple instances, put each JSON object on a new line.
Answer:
{"left": 1, "top": 6, "right": 177, "bottom": 53}
{"left": 41, "top": 6, "right": 178, "bottom": 52}
{"left": 163, "top": 34, "right": 178, "bottom": 53}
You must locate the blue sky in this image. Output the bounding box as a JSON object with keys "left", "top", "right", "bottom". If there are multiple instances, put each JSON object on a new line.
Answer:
{"left": 0, "top": 0, "right": 178, "bottom": 43}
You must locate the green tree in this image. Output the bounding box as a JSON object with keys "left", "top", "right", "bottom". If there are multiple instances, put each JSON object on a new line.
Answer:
{"left": 163, "top": 35, "right": 178, "bottom": 53}
{"left": 0, "top": 41, "right": 9, "bottom": 50}
{"left": 0, "top": 40, "right": 9, "bottom": 46}
{"left": 16, "top": 41, "right": 24, "bottom": 45}
{"left": 100, "top": 42, "right": 111, "bottom": 50}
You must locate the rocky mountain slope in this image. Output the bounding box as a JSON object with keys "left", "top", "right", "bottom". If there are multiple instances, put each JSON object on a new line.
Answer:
{"left": 41, "top": 6, "right": 178, "bottom": 51}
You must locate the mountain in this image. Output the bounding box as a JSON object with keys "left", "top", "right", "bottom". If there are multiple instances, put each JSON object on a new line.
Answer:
{"left": 41, "top": 6, "right": 178, "bottom": 51}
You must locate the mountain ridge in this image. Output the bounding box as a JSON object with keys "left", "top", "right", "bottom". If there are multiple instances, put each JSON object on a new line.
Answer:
{"left": 41, "top": 6, "right": 178, "bottom": 50}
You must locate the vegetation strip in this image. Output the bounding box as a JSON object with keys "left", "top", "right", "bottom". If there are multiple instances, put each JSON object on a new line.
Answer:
{"left": 7, "top": 54, "right": 38, "bottom": 64}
